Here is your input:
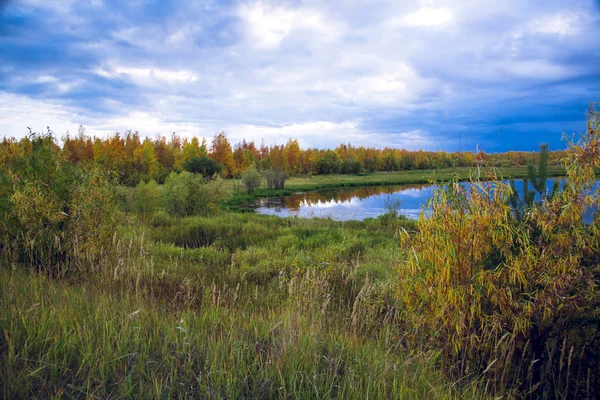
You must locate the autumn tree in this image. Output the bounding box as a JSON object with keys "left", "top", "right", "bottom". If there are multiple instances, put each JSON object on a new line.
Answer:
{"left": 209, "top": 132, "right": 235, "bottom": 177}
{"left": 283, "top": 139, "right": 301, "bottom": 175}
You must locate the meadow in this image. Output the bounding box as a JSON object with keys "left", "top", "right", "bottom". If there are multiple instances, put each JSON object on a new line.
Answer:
{"left": 2, "top": 211, "right": 479, "bottom": 398}
{"left": 1, "top": 112, "right": 599, "bottom": 399}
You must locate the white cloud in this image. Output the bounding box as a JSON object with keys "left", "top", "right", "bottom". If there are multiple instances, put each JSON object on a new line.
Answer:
{"left": 33, "top": 76, "right": 59, "bottom": 84}
{"left": 0, "top": 93, "right": 202, "bottom": 140}
{"left": 226, "top": 120, "right": 361, "bottom": 147}
{"left": 239, "top": 1, "right": 344, "bottom": 49}
{"left": 225, "top": 121, "right": 435, "bottom": 150}
{"left": 95, "top": 67, "right": 199, "bottom": 84}
{"left": 94, "top": 111, "right": 201, "bottom": 137}
{"left": 501, "top": 59, "right": 572, "bottom": 80}
{"left": 401, "top": 7, "right": 453, "bottom": 27}
{"left": 0, "top": 92, "right": 438, "bottom": 150}
{"left": 527, "top": 13, "right": 581, "bottom": 36}
{"left": 0, "top": 92, "right": 81, "bottom": 138}
{"left": 2, "top": 0, "right": 598, "bottom": 152}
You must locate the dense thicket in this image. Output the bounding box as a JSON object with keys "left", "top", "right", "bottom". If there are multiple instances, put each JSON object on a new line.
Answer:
{"left": 397, "top": 108, "right": 600, "bottom": 397}
{"left": 0, "top": 130, "right": 117, "bottom": 276}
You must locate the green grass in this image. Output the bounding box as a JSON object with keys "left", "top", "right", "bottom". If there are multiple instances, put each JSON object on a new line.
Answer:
{"left": 1, "top": 268, "right": 470, "bottom": 399}
{"left": 226, "top": 166, "right": 566, "bottom": 200}
{"left": 0, "top": 211, "right": 484, "bottom": 398}
{"left": 6, "top": 166, "right": 558, "bottom": 398}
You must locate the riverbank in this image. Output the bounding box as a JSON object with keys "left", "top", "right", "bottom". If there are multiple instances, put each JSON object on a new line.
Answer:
{"left": 226, "top": 165, "right": 566, "bottom": 208}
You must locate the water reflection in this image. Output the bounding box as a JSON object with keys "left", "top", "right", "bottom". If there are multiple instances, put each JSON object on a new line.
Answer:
{"left": 249, "top": 179, "right": 597, "bottom": 222}
{"left": 250, "top": 184, "right": 435, "bottom": 221}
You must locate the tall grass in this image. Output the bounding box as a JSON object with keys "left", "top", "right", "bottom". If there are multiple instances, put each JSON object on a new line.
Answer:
{"left": 0, "top": 213, "right": 473, "bottom": 399}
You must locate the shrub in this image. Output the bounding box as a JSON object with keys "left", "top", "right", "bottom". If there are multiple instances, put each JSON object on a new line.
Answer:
{"left": 182, "top": 156, "right": 222, "bottom": 179}
{"left": 397, "top": 106, "right": 600, "bottom": 397}
{"left": 241, "top": 166, "right": 261, "bottom": 194}
{"left": 316, "top": 156, "right": 341, "bottom": 174}
{"left": 0, "top": 132, "right": 117, "bottom": 276}
{"left": 263, "top": 167, "right": 287, "bottom": 190}
{"left": 163, "top": 171, "right": 226, "bottom": 217}
{"left": 132, "top": 179, "right": 162, "bottom": 219}
{"left": 508, "top": 143, "right": 562, "bottom": 220}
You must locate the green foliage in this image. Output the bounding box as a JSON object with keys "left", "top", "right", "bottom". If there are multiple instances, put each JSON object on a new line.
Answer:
{"left": 241, "top": 166, "right": 261, "bottom": 194}
{"left": 1, "top": 112, "right": 597, "bottom": 399}
{"left": 0, "top": 132, "right": 117, "bottom": 276}
{"left": 182, "top": 155, "right": 222, "bottom": 179}
{"left": 163, "top": 171, "right": 226, "bottom": 217}
{"left": 0, "top": 266, "right": 464, "bottom": 399}
{"left": 364, "top": 157, "right": 377, "bottom": 173}
{"left": 341, "top": 158, "right": 362, "bottom": 174}
{"left": 316, "top": 152, "right": 342, "bottom": 174}
{"left": 263, "top": 167, "right": 287, "bottom": 190}
{"left": 508, "top": 143, "right": 564, "bottom": 220}
{"left": 0, "top": 206, "right": 445, "bottom": 398}
{"left": 398, "top": 106, "right": 600, "bottom": 397}
{"left": 132, "top": 179, "right": 162, "bottom": 219}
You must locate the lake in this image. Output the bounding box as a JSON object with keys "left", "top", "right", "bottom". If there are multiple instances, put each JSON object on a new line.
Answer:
{"left": 247, "top": 178, "right": 594, "bottom": 221}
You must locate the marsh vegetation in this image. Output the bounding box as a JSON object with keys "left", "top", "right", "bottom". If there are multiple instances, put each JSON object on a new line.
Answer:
{"left": 1, "top": 109, "right": 599, "bottom": 398}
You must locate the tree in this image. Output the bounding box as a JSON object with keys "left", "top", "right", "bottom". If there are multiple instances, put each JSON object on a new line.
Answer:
{"left": 283, "top": 138, "right": 301, "bottom": 175}
{"left": 341, "top": 158, "right": 361, "bottom": 174}
{"left": 180, "top": 137, "right": 202, "bottom": 167}
{"left": 508, "top": 143, "right": 561, "bottom": 219}
{"left": 182, "top": 156, "right": 222, "bottom": 179}
{"left": 209, "top": 132, "right": 235, "bottom": 177}
{"left": 364, "top": 157, "right": 377, "bottom": 173}
{"left": 133, "top": 139, "right": 158, "bottom": 182}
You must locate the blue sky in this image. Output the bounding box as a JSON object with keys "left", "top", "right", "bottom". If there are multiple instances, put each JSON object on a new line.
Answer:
{"left": 0, "top": 0, "right": 599, "bottom": 152}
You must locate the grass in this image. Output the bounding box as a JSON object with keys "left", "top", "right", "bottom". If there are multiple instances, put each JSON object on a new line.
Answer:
{"left": 0, "top": 211, "right": 484, "bottom": 398}
{"left": 0, "top": 166, "right": 567, "bottom": 398}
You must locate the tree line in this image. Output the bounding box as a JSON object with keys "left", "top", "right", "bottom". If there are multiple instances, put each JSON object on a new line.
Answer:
{"left": 0, "top": 126, "right": 567, "bottom": 185}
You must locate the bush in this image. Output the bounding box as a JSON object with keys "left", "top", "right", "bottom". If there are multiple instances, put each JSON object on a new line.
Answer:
{"left": 241, "top": 166, "right": 261, "bottom": 194}
{"left": 132, "top": 179, "right": 162, "bottom": 219}
{"left": 163, "top": 171, "right": 226, "bottom": 217}
{"left": 316, "top": 156, "right": 341, "bottom": 174}
{"left": 397, "top": 106, "right": 600, "bottom": 397}
{"left": 263, "top": 167, "right": 287, "bottom": 190}
{"left": 182, "top": 156, "right": 222, "bottom": 179}
{"left": 0, "top": 132, "right": 117, "bottom": 276}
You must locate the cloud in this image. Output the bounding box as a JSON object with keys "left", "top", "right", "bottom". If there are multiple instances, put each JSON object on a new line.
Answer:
{"left": 526, "top": 13, "right": 584, "bottom": 36}
{"left": 0, "top": 92, "right": 82, "bottom": 138}
{"left": 96, "top": 67, "right": 199, "bottom": 84}
{"left": 401, "top": 7, "right": 453, "bottom": 27}
{"left": 1, "top": 0, "right": 599, "bottom": 152}
{"left": 239, "top": 2, "right": 344, "bottom": 49}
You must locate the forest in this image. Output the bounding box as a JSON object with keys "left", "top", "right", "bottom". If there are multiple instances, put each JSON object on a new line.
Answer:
{"left": 0, "top": 109, "right": 599, "bottom": 399}
{"left": 0, "top": 126, "right": 567, "bottom": 186}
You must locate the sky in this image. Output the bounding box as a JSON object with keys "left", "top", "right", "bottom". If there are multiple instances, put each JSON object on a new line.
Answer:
{"left": 0, "top": 0, "right": 599, "bottom": 152}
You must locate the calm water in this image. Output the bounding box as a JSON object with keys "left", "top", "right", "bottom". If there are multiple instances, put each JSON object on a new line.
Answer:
{"left": 248, "top": 179, "right": 594, "bottom": 221}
